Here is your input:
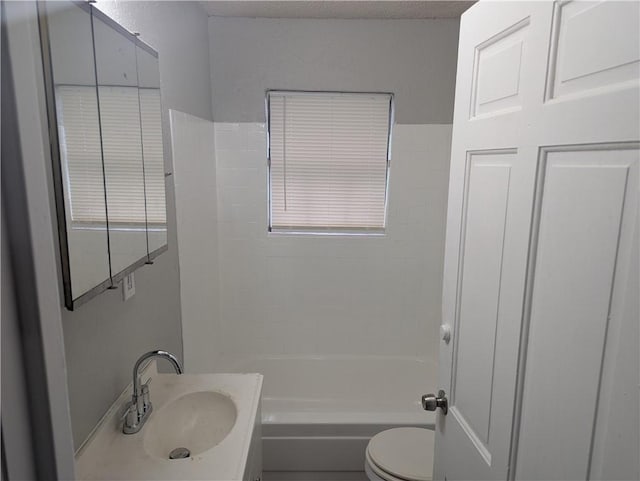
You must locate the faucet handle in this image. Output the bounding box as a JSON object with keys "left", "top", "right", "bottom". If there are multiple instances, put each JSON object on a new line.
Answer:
{"left": 141, "top": 378, "right": 152, "bottom": 411}
{"left": 122, "top": 400, "right": 138, "bottom": 429}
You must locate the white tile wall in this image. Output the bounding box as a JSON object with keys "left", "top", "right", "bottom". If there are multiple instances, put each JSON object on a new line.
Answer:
{"left": 209, "top": 122, "right": 452, "bottom": 368}
{"left": 170, "top": 110, "right": 221, "bottom": 372}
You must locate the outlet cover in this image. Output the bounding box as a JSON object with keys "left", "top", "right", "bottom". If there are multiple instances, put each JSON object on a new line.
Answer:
{"left": 122, "top": 272, "right": 135, "bottom": 301}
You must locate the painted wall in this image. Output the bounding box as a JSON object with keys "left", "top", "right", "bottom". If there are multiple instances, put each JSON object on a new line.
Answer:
{"left": 203, "top": 123, "right": 451, "bottom": 369}
{"left": 61, "top": 0, "right": 212, "bottom": 450}
{"left": 209, "top": 17, "right": 460, "bottom": 124}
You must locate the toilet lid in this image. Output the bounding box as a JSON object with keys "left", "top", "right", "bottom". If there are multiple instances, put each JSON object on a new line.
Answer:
{"left": 367, "top": 428, "right": 434, "bottom": 481}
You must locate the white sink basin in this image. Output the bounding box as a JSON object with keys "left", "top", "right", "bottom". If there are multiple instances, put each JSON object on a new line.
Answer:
{"left": 74, "top": 364, "right": 263, "bottom": 480}
{"left": 144, "top": 391, "right": 237, "bottom": 459}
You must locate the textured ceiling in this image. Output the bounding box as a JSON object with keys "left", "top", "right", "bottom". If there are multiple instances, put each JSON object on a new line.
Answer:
{"left": 200, "top": 1, "right": 475, "bottom": 19}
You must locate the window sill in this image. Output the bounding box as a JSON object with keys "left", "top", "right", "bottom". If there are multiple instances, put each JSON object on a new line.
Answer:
{"left": 268, "top": 230, "right": 386, "bottom": 238}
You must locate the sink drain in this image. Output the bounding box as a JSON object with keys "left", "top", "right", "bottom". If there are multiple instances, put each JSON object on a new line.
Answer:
{"left": 169, "top": 447, "right": 191, "bottom": 459}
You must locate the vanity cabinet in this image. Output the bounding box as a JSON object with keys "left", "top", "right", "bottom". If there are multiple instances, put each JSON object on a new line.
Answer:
{"left": 39, "top": 1, "right": 168, "bottom": 310}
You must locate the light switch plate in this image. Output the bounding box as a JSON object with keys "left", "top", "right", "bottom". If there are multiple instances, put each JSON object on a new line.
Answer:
{"left": 122, "top": 273, "right": 135, "bottom": 301}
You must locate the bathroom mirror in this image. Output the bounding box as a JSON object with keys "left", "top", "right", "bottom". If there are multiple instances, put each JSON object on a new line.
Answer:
{"left": 136, "top": 45, "right": 168, "bottom": 256}
{"left": 39, "top": 1, "right": 169, "bottom": 310}
{"left": 92, "top": 9, "right": 149, "bottom": 277}
{"left": 42, "top": 1, "right": 112, "bottom": 305}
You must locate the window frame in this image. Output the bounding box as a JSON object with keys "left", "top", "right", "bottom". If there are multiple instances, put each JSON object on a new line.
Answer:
{"left": 266, "top": 90, "right": 395, "bottom": 236}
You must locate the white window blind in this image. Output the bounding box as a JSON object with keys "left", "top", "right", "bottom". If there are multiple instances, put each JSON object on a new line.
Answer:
{"left": 268, "top": 91, "right": 392, "bottom": 233}
{"left": 56, "top": 85, "right": 166, "bottom": 226}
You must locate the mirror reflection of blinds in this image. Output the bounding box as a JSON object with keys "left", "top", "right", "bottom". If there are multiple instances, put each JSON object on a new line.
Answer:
{"left": 55, "top": 85, "right": 106, "bottom": 224}
{"left": 268, "top": 92, "right": 391, "bottom": 232}
{"left": 98, "top": 86, "right": 146, "bottom": 226}
{"left": 55, "top": 85, "right": 166, "bottom": 226}
{"left": 139, "top": 88, "right": 166, "bottom": 224}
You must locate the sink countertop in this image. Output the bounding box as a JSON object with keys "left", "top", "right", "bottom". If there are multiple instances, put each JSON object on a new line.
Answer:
{"left": 75, "top": 363, "right": 263, "bottom": 480}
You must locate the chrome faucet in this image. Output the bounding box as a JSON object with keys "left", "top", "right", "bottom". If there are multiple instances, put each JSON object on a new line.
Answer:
{"left": 123, "top": 350, "right": 183, "bottom": 434}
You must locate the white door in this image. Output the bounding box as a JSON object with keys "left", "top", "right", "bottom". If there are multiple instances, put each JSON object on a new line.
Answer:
{"left": 433, "top": 1, "right": 639, "bottom": 480}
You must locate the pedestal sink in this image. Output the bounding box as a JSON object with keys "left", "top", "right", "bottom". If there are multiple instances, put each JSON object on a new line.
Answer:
{"left": 143, "top": 391, "right": 237, "bottom": 459}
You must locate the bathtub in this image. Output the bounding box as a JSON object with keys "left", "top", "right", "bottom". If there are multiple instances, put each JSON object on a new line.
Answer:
{"left": 225, "top": 355, "right": 436, "bottom": 472}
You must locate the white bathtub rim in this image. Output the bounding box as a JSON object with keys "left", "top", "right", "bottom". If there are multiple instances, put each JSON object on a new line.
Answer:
{"left": 223, "top": 354, "right": 435, "bottom": 370}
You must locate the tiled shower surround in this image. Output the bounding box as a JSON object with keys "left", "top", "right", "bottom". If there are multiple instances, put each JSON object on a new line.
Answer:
{"left": 183, "top": 122, "right": 452, "bottom": 370}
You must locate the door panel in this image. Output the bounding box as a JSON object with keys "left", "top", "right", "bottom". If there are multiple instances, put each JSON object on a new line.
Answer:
{"left": 590, "top": 207, "right": 639, "bottom": 481}
{"left": 547, "top": 1, "right": 640, "bottom": 100}
{"left": 516, "top": 147, "right": 639, "bottom": 480}
{"left": 471, "top": 19, "right": 529, "bottom": 118}
{"left": 454, "top": 153, "right": 514, "bottom": 451}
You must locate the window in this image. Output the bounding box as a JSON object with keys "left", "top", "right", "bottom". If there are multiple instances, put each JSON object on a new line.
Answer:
{"left": 267, "top": 91, "right": 393, "bottom": 234}
{"left": 55, "top": 85, "right": 165, "bottom": 226}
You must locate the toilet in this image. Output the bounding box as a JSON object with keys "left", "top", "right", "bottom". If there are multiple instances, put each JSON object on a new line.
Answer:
{"left": 364, "top": 428, "right": 434, "bottom": 481}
